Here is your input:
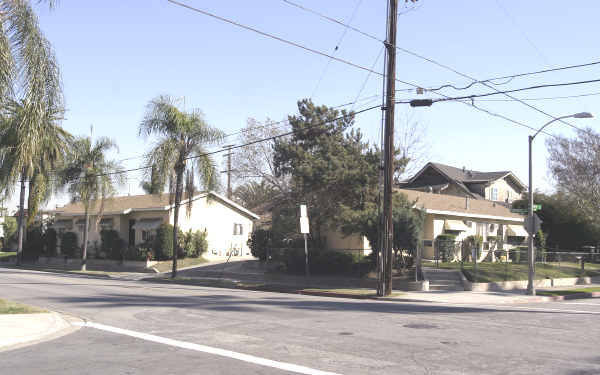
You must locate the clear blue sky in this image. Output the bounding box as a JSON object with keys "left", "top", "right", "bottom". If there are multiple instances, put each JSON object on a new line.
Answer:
{"left": 21, "top": 0, "right": 600, "bottom": 208}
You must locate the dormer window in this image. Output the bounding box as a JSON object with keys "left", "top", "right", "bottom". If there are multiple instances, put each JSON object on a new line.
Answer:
{"left": 491, "top": 188, "right": 498, "bottom": 201}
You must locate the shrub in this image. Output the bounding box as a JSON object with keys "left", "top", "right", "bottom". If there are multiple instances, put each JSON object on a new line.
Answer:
{"left": 123, "top": 245, "right": 150, "bottom": 261}
{"left": 100, "top": 230, "right": 125, "bottom": 261}
{"left": 283, "top": 248, "right": 355, "bottom": 275}
{"left": 1, "top": 217, "right": 17, "bottom": 250}
{"left": 192, "top": 230, "right": 208, "bottom": 257}
{"left": 248, "top": 229, "right": 271, "bottom": 261}
{"left": 44, "top": 228, "right": 58, "bottom": 256}
{"left": 61, "top": 231, "right": 79, "bottom": 258}
{"left": 154, "top": 224, "right": 174, "bottom": 260}
{"left": 435, "top": 234, "right": 457, "bottom": 261}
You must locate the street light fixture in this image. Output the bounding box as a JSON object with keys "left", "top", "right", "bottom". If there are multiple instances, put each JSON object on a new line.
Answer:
{"left": 526, "top": 112, "right": 594, "bottom": 296}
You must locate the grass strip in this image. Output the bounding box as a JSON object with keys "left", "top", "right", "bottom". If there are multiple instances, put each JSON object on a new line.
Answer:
{"left": 0, "top": 298, "right": 46, "bottom": 314}
{"left": 537, "top": 287, "right": 600, "bottom": 297}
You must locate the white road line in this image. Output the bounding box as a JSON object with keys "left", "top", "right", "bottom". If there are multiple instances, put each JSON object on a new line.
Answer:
{"left": 74, "top": 321, "right": 341, "bottom": 375}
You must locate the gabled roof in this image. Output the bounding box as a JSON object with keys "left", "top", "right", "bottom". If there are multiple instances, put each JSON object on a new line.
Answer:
{"left": 408, "top": 162, "right": 526, "bottom": 191}
{"left": 53, "top": 191, "right": 260, "bottom": 220}
{"left": 397, "top": 188, "right": 524, "bottom": 221}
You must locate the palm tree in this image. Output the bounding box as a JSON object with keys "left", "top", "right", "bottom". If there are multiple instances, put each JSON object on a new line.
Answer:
{"left": 0, "top": 100, "right": 69, "bottom": 264}
{"left": 139, "top": 95, "right": 224, "bottom": 278}
{"left": 0, "top": 1, "right": 66, "bottom": 264}
{"left": 60, "top": 136, "right": 124, "bottom": 271}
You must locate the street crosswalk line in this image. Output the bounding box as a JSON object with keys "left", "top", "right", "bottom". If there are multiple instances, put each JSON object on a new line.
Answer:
{"left": 74, "top": 321, "right": 341, "bottom": 375}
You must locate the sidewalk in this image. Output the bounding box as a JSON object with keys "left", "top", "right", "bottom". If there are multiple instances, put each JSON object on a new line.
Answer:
{"left": 0, "top": 312, "right": 78, "bottom": 352}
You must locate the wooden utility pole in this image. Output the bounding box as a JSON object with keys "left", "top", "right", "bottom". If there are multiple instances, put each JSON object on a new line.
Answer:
{"left": 380, "top": 0, "right": 398, "bottom": 296}
{"left": 221, "top": 145, "right": 235, "bottom": 199}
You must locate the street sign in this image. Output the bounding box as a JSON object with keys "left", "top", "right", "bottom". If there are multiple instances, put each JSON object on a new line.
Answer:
{"left": 510, "top": 205, "right": 541, "bottom": 214}
{"left": 300, "top": 217, "right": 310, "bottom": 234}
{"left": 524, "top": 214, "right": 542, "bottom": 235}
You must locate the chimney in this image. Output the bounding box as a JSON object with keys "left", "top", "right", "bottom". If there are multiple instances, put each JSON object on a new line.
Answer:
{"left": 465, "top": 196, "right": 470, "bottom": 210}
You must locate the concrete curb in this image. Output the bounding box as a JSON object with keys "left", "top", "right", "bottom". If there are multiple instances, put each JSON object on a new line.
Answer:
{"left": 0, "top": 312, "right": 82, "bottom": 352}
{"left": 538, "top": 291, "right": 600, "bottom": 301}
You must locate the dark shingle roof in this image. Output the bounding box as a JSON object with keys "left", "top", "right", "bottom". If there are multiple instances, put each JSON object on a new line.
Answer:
{"left": 431, "top": 162, "right": 510, "bottom": 183}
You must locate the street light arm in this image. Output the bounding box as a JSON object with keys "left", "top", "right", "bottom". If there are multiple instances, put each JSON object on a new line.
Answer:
{"left": 531, "top": 115, "right": 573, "bottom": 140}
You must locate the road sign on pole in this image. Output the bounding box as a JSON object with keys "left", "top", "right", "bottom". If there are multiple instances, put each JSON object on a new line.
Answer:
{"left": 300, "top": 205, "right": 310, "bottom": 278}
{"left": 524, "top": 214, "right": 542, "bottom": 235}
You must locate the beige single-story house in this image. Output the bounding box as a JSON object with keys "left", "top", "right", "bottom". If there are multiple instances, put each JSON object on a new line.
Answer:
{"left": 399, "top": 189, "right": 528, "bottom": 260}
{"left": 321, "top": 188, "right": 528, "bottom": 260}
{"left": 51, "top": 191, "right": 259, "bottom": 260}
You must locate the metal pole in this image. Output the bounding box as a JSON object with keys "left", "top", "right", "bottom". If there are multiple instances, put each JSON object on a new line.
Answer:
{"left": 304, "top": 233, "right": 309, "bottom": 278}
{"left": 381, "top": 0, "right": 398, "bottom": 297}
{"left": 527, "top": 135, "right": 535, "bottom": 295}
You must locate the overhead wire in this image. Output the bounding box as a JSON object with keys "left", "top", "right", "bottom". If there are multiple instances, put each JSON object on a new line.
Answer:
{"left": 309, "top": 0, "right": 363, "bottom": 100}
{"left": 166, "top": 0, "right": 540, "bottom": 138}
{"left": 424, "top": 78, "right": 600, "bottom": 103}
{"left": 166, "top": 0, "right": 416, "bottom": 90}
{"left": 35, "top": 103, "right": 381, "bottom": 184}
{"left": 277, "top": 0, "right": 595, "bottom": 133}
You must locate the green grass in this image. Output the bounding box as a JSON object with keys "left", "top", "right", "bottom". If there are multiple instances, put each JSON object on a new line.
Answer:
{"left": 424, "top": 261, "right": 600, "bottom": 283}
{"left": 538, "top": 287, "right": 600, "bottom": 297}
{"left": 0, "top": 251, "right": 16, "bottom": 260}
{"left": 0, "top": 299, "right": 45, "bottom": 314}
{"left": 153, "top": 257, "right": 208, "bottom": 273}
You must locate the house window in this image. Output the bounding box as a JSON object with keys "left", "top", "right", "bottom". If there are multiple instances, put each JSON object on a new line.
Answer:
{"left": 142, "top": 230, "right": 156, "bottom": 242}
{"left": 100, "top": 218, "right": 113, "bottom": 231}
{"left": 491, "top": 188, "right": 498, "bottom": 201}
{"left": 233, "top": 223, "right": 243, "bottom": 236}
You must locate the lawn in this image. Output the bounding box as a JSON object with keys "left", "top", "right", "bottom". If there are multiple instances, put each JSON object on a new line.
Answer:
{"left": 153, "top": 257, "right": 208, "bottom": 273}
{"left": 0, "top": 298, "right": 45, "bottom": 314}
{"left": 538, "top": 287, "right": 600, "bottom": 297}
{"left": 0, "top": 251, "right": 16, "bottom": 261}
{"left": 424, "top": 261, "right": 600, "bottom": 283}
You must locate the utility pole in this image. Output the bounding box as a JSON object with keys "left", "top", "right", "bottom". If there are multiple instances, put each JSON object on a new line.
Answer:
{"left": 221, "top": 145, "right": 235, "bottom": 199}
{"left": 379, "top": 0, "right": 398, "bottom": 297}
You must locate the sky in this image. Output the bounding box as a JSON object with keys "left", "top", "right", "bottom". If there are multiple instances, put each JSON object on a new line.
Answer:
{"left": 10, "top": 0, "right": 600, "bottom": 210}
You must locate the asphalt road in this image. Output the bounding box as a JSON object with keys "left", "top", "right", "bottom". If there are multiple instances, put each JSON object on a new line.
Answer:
{"left": 1, "top": 267, "right": 599, "bottom": 375}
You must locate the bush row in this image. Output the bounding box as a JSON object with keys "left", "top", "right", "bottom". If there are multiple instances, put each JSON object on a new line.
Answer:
{"left": 22, "top": 223, "right": 208, "bottom": 262}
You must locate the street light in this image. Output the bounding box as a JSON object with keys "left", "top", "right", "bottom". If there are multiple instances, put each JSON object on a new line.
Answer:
{"left": 526, "top": 112, "right": 594, "bottom": 295}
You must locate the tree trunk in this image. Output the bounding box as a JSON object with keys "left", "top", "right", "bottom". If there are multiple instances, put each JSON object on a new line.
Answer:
{"left": 171, "top": 164, "right": 184, "bottom": 278}
{"left": 82, "top": 207, "right": 89, "bottom": 271}
{"left": 16, "top": 175, "right": 26, "bottom": 266}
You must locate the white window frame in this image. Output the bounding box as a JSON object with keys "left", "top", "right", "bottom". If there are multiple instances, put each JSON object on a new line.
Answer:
{"left": 233, "top": 223, "right": 244, "bottom": 236}
{"left": 491, "top": 188, "right": 498, "bottom": 201}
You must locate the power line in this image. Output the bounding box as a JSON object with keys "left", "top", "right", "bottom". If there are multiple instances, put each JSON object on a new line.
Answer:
{"left": 422, "top": 78, "right": 600, "bottom": 103}
{"left": 494, "top": 0, "right": 548, "bottom": 64}
{"left": 39, "top": 104, "right": 381, "bottom": 184}
{"left": 310, "top": 0, "right": 363, "bottom": 100}
{"left": 459, "top": 91, "right": 600, "bottom": 102}
{"left": 278, "top": 0, "right": 593, "bottom": 133}
{"left": 426, "top": 61, "right": 600, "bottom": 92}
{"left": 166, "top": 0, "right": 416, "bottom": 90}
{"left": 168, "top": 0, "right": 570, "bottom": 140}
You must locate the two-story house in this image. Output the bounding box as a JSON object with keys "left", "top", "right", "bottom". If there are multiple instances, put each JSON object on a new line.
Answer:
{"left": 398, "top": 162, "right": 527, "bottom": 203}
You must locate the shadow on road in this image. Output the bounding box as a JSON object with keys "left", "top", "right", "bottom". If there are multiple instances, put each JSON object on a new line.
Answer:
{"left": 39, "top": 290, "right": 597, "bottom": 316}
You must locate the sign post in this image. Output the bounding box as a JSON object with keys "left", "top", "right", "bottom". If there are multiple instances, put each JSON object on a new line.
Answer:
{"left": 300, "top": 205, "right": 310, "bottom": 278}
